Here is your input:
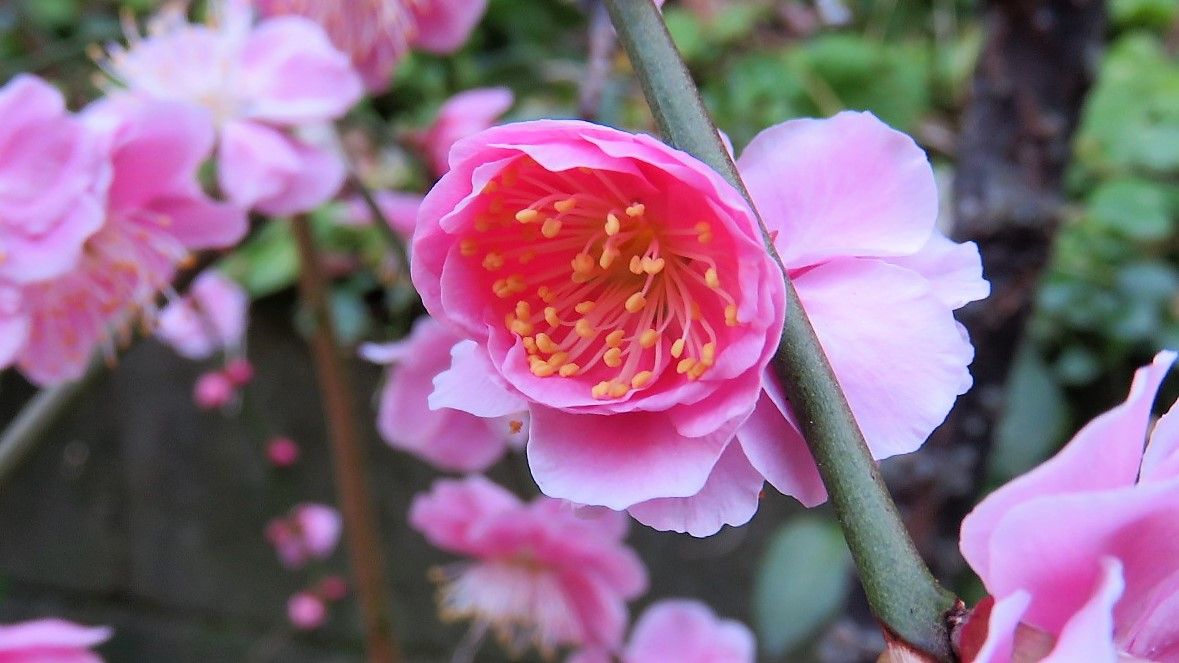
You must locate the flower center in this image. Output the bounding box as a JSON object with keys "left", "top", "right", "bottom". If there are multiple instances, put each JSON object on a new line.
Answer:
{"left": 463, "top": 158, "right": 741, "bottom": 400}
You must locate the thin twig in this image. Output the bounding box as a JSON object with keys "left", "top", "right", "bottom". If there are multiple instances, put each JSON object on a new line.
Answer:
{"left": 578, "top": 0, "right": 618, "bottom": 121}
{"left": 291, "top": 214, "right": 401, "bottom": 663}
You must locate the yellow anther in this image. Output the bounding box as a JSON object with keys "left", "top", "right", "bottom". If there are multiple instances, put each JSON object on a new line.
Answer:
{"left": 544, "top": 307, "right": 560, "bottom": 327}
{"left": 515, "top": 209, "right": 539, "bottom": 223}
{"left": 599, "top": 246, "right": 620, "bottom": 269}
{"left": 482, "top": 253, "right": 504, "bottom": 270}
{"left": 492, "top": 279, "right": 511, "bottom": 298}
{"left": 631, "top": 371, "right": 654, "bottom": 388}
{"left": 510, "top": 319, "right": 534, "bottom": 336}
{"left": 571, "top": 253, "right": 595, "bottom": 275}
{"left": 642, "top": 257, "right": 666, "bottom": 275}
{"left": 559, "top": 363, "right": 580, "bottom": 377}
{"left": 475, "top": 217, "right": 491, "bottom": 232}
{"left": 538, "top": 285, "right": 554, "bottom": 303}
{"left": 608, "top": 381, "right": 630, "bottom": 398}
{"left": 639, "top": 329, "right": 659, "bottom": 348}
{"left": 605, "top": 213, "right": 621, "bottom": 236}
{"left": 575, "top": 318, "right": 596, "bottom": 338}
{"left": 606, "top": 330, "right": 626, "bottom": 347}
{"left": 531, "top": 361, "right": 557, "bottom": 377}
{"left": 515, "top": 300, "right": 531, "bottom": 319}
{"left": 502, "top": 170, "right": 518, "bottom": 187}
{"left": 523, "top": 337, "right": 538, "bottom": 354}
{"left": 691, "top": 303, "right": 702, "bottom": 320}
{"left": 555, "top": 198, "right": 578, "bottom": 213}
{"left": 604, "top": 347, "right": 623, "bottom": 368}
{"left": 626, "top": 203, "right": 645, "bottom": 217}
{"left": 592, "top": 381, "right": 611, "bottom": 399}
{"left": 705, "top": 267, "right": 720, "bottom": 289}
{"left": 625, "top": 292, "right": 647, "bottom": 313}
{"left": 508, "top": 419, "right": 524, "bottom": 434}
{"left": 507, "top": 274, "right": 526, "bottom": 293}
{"left": 460, "top": 239, "right": 479, "bottom": 256}
{"left": 725, "top": 304, "right": 739, "bottom": 326}
{"left": 489, "top": 200, "right": 504, "bottom": 214}
{"left": 629, "top": 256, "right": 643, "bottom": 274}
{"left": 541, "top": 217, "right": 562, "bottom": 238}
{"left": 535, "top": 333, "right": 559, "bottom": 354}
{"left": 575, "top": 301, "right": 596, "bottom": 315}
{"left": 701, "top": 342, "right": 717, "bottom": 367}
{"left": 519, "top": 251, "right": 536, "bottom": 264}
{"left": 695, "top": 222, "right": 711, "bottom": 232}
{"left": 677, "top": 357, "right": 696, "bottom": 374}
{"left": 547, "top": 352, "right": 569, "bottom": 367}
{"left": 698, "top": 231, "right": 713, "bottom": 244}
{"left": 671, "top": 338, "right": 686, "bottom": 358}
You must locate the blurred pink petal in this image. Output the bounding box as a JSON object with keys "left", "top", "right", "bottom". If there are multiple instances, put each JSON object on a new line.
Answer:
{"left": 156, "top": 270, "right": 249, "bottom": 360}
{"left": 623, "top": 600, "right": 755, "bottom": 663}
{"left": 417, "top": 87, "right": 513, "bottom": 176}
{"left": 266, "top": 437, "right": 300, "bottom": 467}
{"left": 411, "top": 0, "right": 489, "bottom": 53}
{"left": 193, "top": 371, "right": 235, "bottom": 409}
{"left": 0, "top": 618, "right": 111, "bottom": 663}
{"left": 287, "top": 592, "right": 327, "bottom": 630}
{"left": 266, "top": 503, "right": 342, "bottom": 569}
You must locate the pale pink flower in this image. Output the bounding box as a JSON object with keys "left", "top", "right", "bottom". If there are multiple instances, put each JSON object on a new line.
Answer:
{"left": 958, "top": 351, "right": 1179, "bottom": 663}
{"left": 571, "top": 600, "right": 755, "bottom": 663}
{"left": 0, "top": 75, "right": 107, "bottom": 284}
{"left": 409, "top": 476, "right": 647, "bottom": 656}
{"left": 266, "top": 503, "right": 342, "bottom": 569}
{"left": 0, "top": 284, "right": 29, "bottom": 372}
{"left": 361, "top": 316, "right": 527, "bottom": 473}
{"left": 223, "top": 357, "right": 254, "bottom": 385}
{"left": 156, "top": 270, "right": 248, "bottom": 360}
{"left": 251, "top": 0, "right": 489, "bottom": 92}
{"left": 414, "top": 87, "right": 514, "bottom": 176}
{"left": 0, "top": 619, "right": 111, "bottom": 663}
{"left": 411, "top": 120, "right": 787, "bottom": 520}
{"left": 193, "top": 370, "right": 235, "bottom": 409}
{"left": 14, "top": 99, "right": 245, "bottom": 386}
{"left": 266, "top": 436, "right": 300, "bottom": 467}
{"left": 343, "top": 190, "right": 423, "bottom": 237}
{"left": 101, "top": 0, "right": 363, "bottom": 215}
{"left": 287, "top": 592, "right": 327, "bottom": 630}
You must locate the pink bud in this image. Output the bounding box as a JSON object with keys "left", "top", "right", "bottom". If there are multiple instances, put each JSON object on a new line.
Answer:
{"left": 193, "top": 371, "right": 234, "bottom": 410}
{"left": 267, "top": 437, "right": 300, "bottom": 468}
{"left": 224, "top": 358, "right": 254, "bottom": 386}
{"left": 316, "top": 575, "right": 349, "bottom": 602}
{"left": 287, "top": 592, "right": 327, "bottom": 630}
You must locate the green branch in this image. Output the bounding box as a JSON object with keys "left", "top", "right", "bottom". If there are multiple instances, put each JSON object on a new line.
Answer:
{"left": 602, "top": 1, "right": 959, "bottom": 659}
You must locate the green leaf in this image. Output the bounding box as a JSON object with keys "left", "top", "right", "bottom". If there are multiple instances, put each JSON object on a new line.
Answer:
{"left": 988, "top": 345, "right": 1070, "bottom": 483}
{"left": 1086, "top": 178, "right": 1173, "bottom": 241}
{"left": 219, "top": 221, "right": 299, "bottom": 298}
{"left": 753, "top": 515, "right": 852, "bottom": 658}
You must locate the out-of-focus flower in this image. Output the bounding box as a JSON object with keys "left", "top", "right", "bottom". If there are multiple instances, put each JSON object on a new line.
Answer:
{"left": 343, "top": 190, "right": 423, "bottom": 237}
{"left": 0, "top": 75, "right": 107, "bottom": 285}
{"left": 266, "top": 436, "right": 300, "bottom": 467}
{"left": 361, "top": 316, "right": 527, "bottom": 473}
{"left": 409, "top": 476, "right": 647, "bottom": 656}
{"left": 287, "top": 592, "right": 327, "bottom": 630}
{"left": 223, "top": 358, "right": 254, "bottom": 386}
{"left": 0, "top": 618, "right": 111, "bottom": 663}
{"left": 100, "top": 0, "right": 363, "bottom": 215}
{"left": 411, "top": 120, "right": 786, "bottom": 525}
{"left": 266, "top": 503, "right": 343, "bottom": 569}
{"left": 412, "top": 87, "right": 514, "bottom": 176}
{"left": 251, "top": 0, "right": 489, "bottom": 92}
{"left": 13, "top": 99, "right": 246, "bottom": 386}
{"left": 194, "top": 371, "right": 235, "bottom": 410}
{"left": 156, "top": 270, "right": 249, "bottom": 360}
{"left": 315, "top": 575, "right": 349, "bottom": 602}
{"left": 958, "top": 351, "right": 1179, "bottom": 663}
{"left": 570, "top": 600, "right": 755, "bottom": 663}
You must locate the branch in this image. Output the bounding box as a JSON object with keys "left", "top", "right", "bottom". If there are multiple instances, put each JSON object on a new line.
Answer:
{"left": 601, "top": 1, "right": 959, "bottom": 659}
{"left": 291, "top": 215, "right": 401, "bottom": 663}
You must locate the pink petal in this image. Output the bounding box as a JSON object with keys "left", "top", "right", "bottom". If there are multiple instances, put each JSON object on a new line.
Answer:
{"left": 1121, "top": 567, "right": 1179, "bottom": 660}
{"left": 527, "top": 407, "right": 732, "bottom": 510}
{"left": 0, "top": 287, "right": 29, "bottom": 369}
{"left": 960, "top": 352, "right": 1176, "bottom": 578}
{"left": 253, "top": 132, "right": 346, "bottom": 217}
{"left": 408, "top": 475, "right": 521, "bottom": 555}
{"left": 0, "top": 619, "right": 111, "bottom": 662}
{"left": 430, "top": 340, "right": 528, "bottom": 418}
{"left": 145, "top": 191, "right": 247, "bottom": 250}
{"left": 1140, "top": 391, "right": 1179, "bottom": 484}
{"left": 885, "top": 233, "right": 990, "bottom": 309}
{"left": 628, "top": 442, "right": 764, "bottom": 537}
{"left": 963, "top": 593, "right": 1032, "bottom": 663}
{"left": 793, "top": 258, "right": 975, "bottom": 458}
{"left": 216, "top": 119, "right": 302, "bottom": 211}
{"left": 624, "top": 600, "right": 755, "bottom": 663}
{"left": 420, "top": 87, "right": 514, "bottom": 176}
{"left": 736, "top": 386, "right": 828, "bottom": 507}
{"left": 1041, "top": 558, "right": 1124, "bottom": 663}
{"left": 737, "top": 111, "right": 937, "bottom": 269}
{"left": 411, "top": 0, "right": 489, "bottom": 53}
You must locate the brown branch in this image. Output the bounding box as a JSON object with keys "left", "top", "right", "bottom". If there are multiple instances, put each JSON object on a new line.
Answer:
{"left": 291, "top": 215, "right": 401, "bottom": 663}
{"left": 578, "top": 0, "right": 618, "bottom": 121}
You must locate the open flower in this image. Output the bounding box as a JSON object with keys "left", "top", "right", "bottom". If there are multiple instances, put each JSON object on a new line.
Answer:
{"left": 156, "top": 270, "right": 249, "bottom": 360}
{"left": 0, "top": 619, "right": 111, "bottom": 663}
{"left": 413, "top": 87, "right": 514, "bottom": 176}
{"left": 0, "top": 75, "right": 107, "bottom": 284}
{"left": 409, "top": 476, "right": 647, "bottom": 656}
{"left": 361, "top": 316, "right": 526, "bottom": 473}
{"left": 100, "top": 0, "right": 362, "bottom": 215}
{"left": 571, "top": 599, "right": 755, "bottom": 663}
{"left": 412, "top": 120, "right": 786, "bottom": 515}
{"left": 958, "top": 351, "right": 1179, "bottom": 663}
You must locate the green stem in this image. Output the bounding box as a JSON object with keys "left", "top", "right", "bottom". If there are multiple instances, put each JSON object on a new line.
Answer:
{"left": 0, "top": 360, "right": 101, "bottom": 485}
{"left": 602, "top": 1, "right": 959, "bottom": 659}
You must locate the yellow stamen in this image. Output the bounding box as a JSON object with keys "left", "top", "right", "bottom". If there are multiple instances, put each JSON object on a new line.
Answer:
{"left": 642, "top": 257, "right": 666, "bottom": 275}
{"left": 631, "top": 371, "right": 654, "bottom": 388}
{"left": 460, "top": 239, "right": 479, "bottom": 256}
{"left": 555, "top": 198, "right": 577, "bottom": 213}
{"left": 626, "top": 203, "right": 645, "bottom": 217}
{"left": 544, "top": 307, "right": 560, "bottom": 327}
{"left": 575, "top": 301, "right": 596, "bottom": 315}
{"left": 482, "top": 253, "right": 504, "bottom": 270}
{"left": 608, "top": 381, "right": 629, "bottom": 398}
{"left": 604, "top": 347, "right": 623, "bottom": 368}
{"left": 725, "top": 304, "right": 739, "bottom": 326}
{"left": 676, "top": 357, "right": 696, "bottom": 374}
{"left": 671, "top": 338, "right": 686, "bottom": 358}
{"left": 639, "top": 329, "right": 659, "bottom": 348}
{"left": 541, "top": 217, "right": 562, "bottom": 238}
{"left": 625, "top": 292, "right": 647, "bottom": 313}
{"left": 575, "top": 318, "right": 595, "bottom": 338}
{"left": 705, "top": 267, "right": 720, "bottom": 289}
{"left": 606, "top": 330, "right": 625, "bottom": 348}
{"left": 592, "top": 381, "right": 611, "bottom": 399}
{"left": 515, "top": 209, "right": 539, "bottom": 223}
{"left": 535, "top": 333, "right": 559, "bottom": 354}
{"left": 605, "top": 213, "right": 621, "bottom": 236}
{"left": 559, "top": 363, "right": 580, "bottom": 377}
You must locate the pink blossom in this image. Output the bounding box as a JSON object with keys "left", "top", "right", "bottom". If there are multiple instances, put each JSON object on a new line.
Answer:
{"left": 287, "top": 592, "right": 327, "bottom": 630}
{"left": 360, "top": 316, "right": 527, "bottom": 473}
{"left": 0, "top": 75, "right": 107, "bottom": 284}
{"left": 266, "top": 503, "right": 342, "bottom": 569}
{"left": 571, "top": 600, "right": 755, "bottom": 663}
{"left": 266, "top": 436, "right": 301, "bottom": 467}
{"left": 223, "top": 358, "right": 254, "bottom": 386}
{"left": 156, "top": 270, "right": 249, "bottom": 360}
{"left": 315, "top": 575, "right": 349, "bottom": 602}
{"left": 194, "top": 371, "right": 235, "bottom": 409}
{"left": 343, "top": 190, "right": 423, "bottom": 237}
{"left": 409, "top": 476, "right": 647, "bottom": 655}
{"left": 101, "top": 0, "right": 363, "bottom": 215}
{"left": 14, "top": 99, "right": 245, "bottom": 386}
{"left": 0, "top": 619, "right": 111, "bottom": 663}
{"left": 958, "top": 351, "right": 1179, "bottom": 662}
{"left": 410, "top": 120, "right": 786, "bottom": 519}
{"left": 251, "top": 0, "right": 489, "bottom": 92}
{"left": 414, "top": 87, "right": 514, "bottom": 176}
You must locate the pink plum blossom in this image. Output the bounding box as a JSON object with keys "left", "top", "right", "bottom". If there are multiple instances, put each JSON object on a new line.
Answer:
{"left": 0, "top": 75, "right": 107, "bottom": 284}
{"left": 287, "top": 592, "right": 327, "bottom": 630}
{"left": 265, "top": 503, "right": 343, "bottom": 569}
{"left": 266, "top": 436, "right": 301, "bottom": 467}
{"left": 409, "top": 476, "right": 647, "bottom": 656}
{"left": 252, "top": 0, "right": 489, "bottom": 92}
{"left": 315, "top": 575, "right": 349, "bottom": 602}
{"left": 571, "top": 600, "right": 755, "bottom": 663}
{"left": 193, "top": 370, "right": 235, "bottom": 410}
{"left": 0, "top": 619, "right": 111, "bottom": 663}
{"left": 101, "top": 0, "right": 363, "bottom": 215}
{"left": 411, "top": 120, "right": 787, "bottom": 523}
{"left": 343, "top": 190, "right": 423, "bottom": 237}
{"left": 958, "top": 351, "right": 1179, "bottom": 663}
{"left": 13, "top": 99, "right": 245, "bottom": 386}
{"left": 156, "top": 270, "right": 249, "bottom": 360}
{"left": 223, "top": 358, "right": 254, "bottom": 385}
{"left": 413, "top": 87, "right": 514, "bottom": 176}
{"left": 361, "top": 316, "right": 527, "bottom": 473}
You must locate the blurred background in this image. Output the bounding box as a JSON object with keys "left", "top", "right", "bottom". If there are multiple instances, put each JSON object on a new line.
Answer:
{"left": 0, "top": 0, "right": 1173, "bottom": 660}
